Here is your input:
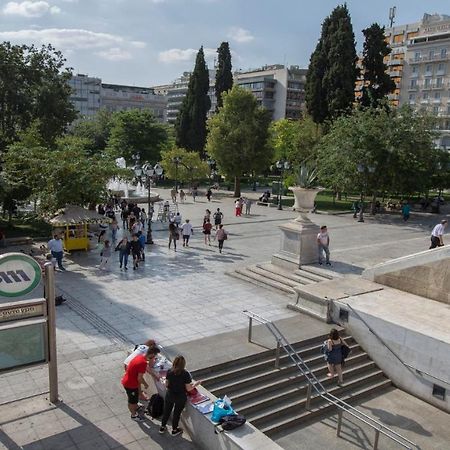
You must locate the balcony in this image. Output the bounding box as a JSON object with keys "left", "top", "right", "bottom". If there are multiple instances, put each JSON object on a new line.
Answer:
{"left": 409, "top": 53, "right": 450, "bottom": 64}
{"left": 387, "top": 59, "right": 404, "bottom": 66}
{"left": 389, "top": 70, "right": 402, "bottom": 77}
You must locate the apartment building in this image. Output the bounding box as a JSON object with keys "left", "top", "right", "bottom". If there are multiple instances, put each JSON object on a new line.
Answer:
{"left": 235, "top": 64, "right": 307, "bottom": 120}
{"left": 69, "top": 74, "right": 167, "bottom": 122}
{"left": 384, "top": 13, "right": 450, "bottom": 149}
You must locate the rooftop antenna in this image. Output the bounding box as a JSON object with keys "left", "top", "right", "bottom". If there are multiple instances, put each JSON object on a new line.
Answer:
{"left": 389, "top": 6, "right": 396, "bottom": 28}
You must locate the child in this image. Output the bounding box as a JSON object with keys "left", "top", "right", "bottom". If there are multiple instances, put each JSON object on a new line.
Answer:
{"left": 99, "top": 240, "right": 111, "bottom": 270}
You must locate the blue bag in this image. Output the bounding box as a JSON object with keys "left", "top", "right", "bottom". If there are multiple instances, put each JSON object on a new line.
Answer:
{"left": 211, "top": 399, "right": 236, "bottom": 423}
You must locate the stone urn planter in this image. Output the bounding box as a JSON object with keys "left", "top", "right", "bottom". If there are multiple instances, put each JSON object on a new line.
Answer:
{"left": 289, "top": 186, "right": 322, "bottom": 213}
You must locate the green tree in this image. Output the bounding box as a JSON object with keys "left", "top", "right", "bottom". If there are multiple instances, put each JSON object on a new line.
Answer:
{"left": 175, "top": 47, "right": 211, "bottom": 156}
{"left": 360, "top": 23, "right": 396, "bottom": 108}
{"left": 0, "top": 42, "right": 76, "bottom": 152}
{"left": 107, "top": 109, "right": 169, "bottom": 165}
{"left": 206, "top": 86, "right": 272, "bottom": 196}
{"left": 215, "top": 42, "right": 233, "bottom": 110}
{"left": 305, "top": 5, "right": 358, "bottom": 123}
{"left": 160, "top": 147, "right": 209, "bottom": 186}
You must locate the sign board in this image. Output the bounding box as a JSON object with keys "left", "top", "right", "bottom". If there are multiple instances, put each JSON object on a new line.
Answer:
{"left": 0, "top": 303, "right": 45, "bottom": 323}
{"left": 0, "top": 253, "right": 42, "bottom": 298}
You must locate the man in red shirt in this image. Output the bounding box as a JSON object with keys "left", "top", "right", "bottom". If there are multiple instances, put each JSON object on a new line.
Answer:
{"left": 122, "top": 346, "right": 160, "bottom": 421}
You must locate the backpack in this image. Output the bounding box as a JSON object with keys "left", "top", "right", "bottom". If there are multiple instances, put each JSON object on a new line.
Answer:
{"left": 341, "top": 343, "right": 351, "bottom": 360}
{"left": 146, "top": 394, "right": 164, "bottom": 418}
{"left": 220, "top": 414, "right": 246, "bottom": 431}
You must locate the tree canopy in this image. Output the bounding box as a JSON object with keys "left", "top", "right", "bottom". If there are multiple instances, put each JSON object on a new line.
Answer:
{"left": 206, "top": 86, "right": 272, "bottom": 196}
{"left": 215, "top": 42, "right": 233, "bottom": 110}
{"left": 175, "top": 46, "right": 211, "bottom": 156}
{"left": 160, "top": 147, "right": 209, "bottom": 185}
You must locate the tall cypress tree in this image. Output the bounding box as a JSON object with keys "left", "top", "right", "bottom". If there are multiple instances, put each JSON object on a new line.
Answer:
{"left": 215, "top": 42, "right": 233, "bottom": 110}
{"left": 305, "top": 4, "right": 357, "bottom": 123}
{"left": 175, "top": 46, "right": 211, "bottom": 156}
{"left": 360, "top": 23, "right": 396, "bottom": 108}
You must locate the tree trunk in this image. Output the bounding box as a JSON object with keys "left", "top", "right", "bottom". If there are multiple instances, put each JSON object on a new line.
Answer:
{"left": 370, "top": 193, "right": 377, "bottom": 215}
{"left": 234, "top": 176, "right": 241, "bottom": 197}
{"left": 336, "top": 191, "right": 342, "bottom": 201}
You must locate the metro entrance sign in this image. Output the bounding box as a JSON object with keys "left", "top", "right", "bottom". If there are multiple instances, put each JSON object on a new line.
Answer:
{"left": 0, "top": 253, "right": 42, "bottom": 297}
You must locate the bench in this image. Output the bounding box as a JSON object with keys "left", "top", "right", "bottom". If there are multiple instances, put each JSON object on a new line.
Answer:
{"left": 257, "top": 201, "right": 278, "bottom": 208}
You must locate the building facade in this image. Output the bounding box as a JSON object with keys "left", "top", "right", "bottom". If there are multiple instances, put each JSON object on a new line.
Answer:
{"left": 234, "top": 64, "right": 307, "bottom": 120}
{"left": 69, "top": 74, "right": 167, "bottom": 122}
{"left": 384, "top": 13, "right": 450, "bottom": 149}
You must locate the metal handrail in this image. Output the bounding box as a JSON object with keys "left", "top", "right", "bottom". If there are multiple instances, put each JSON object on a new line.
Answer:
{"left": 243, "top": 310, "right": 419, "bottom": 450}
{"left": 344, "top": 303, "right": 450, "bottom": 387}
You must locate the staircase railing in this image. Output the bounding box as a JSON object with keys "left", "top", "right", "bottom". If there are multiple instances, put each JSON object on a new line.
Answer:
{"left": 243, "top": 310, "right": 419, "bottom": 450}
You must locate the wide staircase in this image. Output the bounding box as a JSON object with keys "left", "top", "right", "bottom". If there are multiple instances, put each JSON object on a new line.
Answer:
{"left": 228, "top": 263, "right": 334, "bottom": 295}
{"left": 191, "top": 330, "right": 391, "bottom": 437}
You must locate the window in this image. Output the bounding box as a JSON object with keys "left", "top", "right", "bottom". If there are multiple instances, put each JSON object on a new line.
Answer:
{"left": 434, "top": 92, "right": 441, "bottom": 100}
{"left": 433, "top": 106, "right": 439, "bottom": 114}
{"left": 437, "top": 63, "right": 446, "bottom": 73}
{"left": 436, "top": 78, "right": 443, "bottom": 88}
{"left": 424, "top": 78, "right": 431, "bottom": 88}
{"left": 414, "top": 51, "right": 421, "bottom": 61}
{"left": 409, "top": 93, "right": 415, "bottom": 101}
{"left": 410, "top": 79, "right": 417, "bottom": 88}
{"left": 425, "top": 64, "right": 433, "bottom": 74}
{"left": 433, "top": 384, "right": 446, "bottom": 400}
{"left": 423, "top": 92, "right": 429, "bottom": 100}
{"left": 429, "top": 50, "right": 435, "bottom": 59}
{"left": 441, "top": 48, "right": 447, "bottom": 58}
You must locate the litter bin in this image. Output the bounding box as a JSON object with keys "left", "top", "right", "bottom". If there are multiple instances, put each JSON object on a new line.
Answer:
{"left": 272, "top": 181, "right": 282, "bottom": 195}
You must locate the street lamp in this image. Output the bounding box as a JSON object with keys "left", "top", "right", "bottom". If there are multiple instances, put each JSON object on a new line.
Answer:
{"left": 275, "top": 160, "right": 291, "bottom": 210}
{"left": 134, "top": 162, "right": 163, "bottom": 244}
{"left": 207, "top": 157, "right": 216, "bottom": 184}
{"left": 356, "top": 163, "right": 376, "bottom": 222}
{"left": 172, "top": 157, "right": 182, "bottom": 192}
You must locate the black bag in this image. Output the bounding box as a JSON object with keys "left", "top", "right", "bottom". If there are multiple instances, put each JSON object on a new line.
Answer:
{"left": 341, "top": 343, "right": 351, "bottom": 360}
{"left": 146, "top": 394, "right": 164, "bottom": 418}
{"left": 220, "top": 414, "right": 246, "bottom": 431}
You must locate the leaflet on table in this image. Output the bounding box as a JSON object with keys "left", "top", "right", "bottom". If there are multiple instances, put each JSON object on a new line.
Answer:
{"left": 188, "top": 390, "right": 209, "bottom": 405}
{"left": 193, "top": 401, "right": 214, "bottom": 414}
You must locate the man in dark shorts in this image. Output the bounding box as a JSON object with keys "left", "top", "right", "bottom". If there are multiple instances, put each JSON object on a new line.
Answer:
{"left": 121, "top": 346, "right": 160, "bottom": 421}
{"left": 213, "top": 208, "right": 223, "bottom": 230}
{"left": 130, "top": 234, "right": 141, "bottom": 270}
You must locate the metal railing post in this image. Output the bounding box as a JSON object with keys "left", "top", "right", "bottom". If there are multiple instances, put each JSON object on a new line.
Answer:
{"left": 274, "top": 339, "right": 281, "bottom": 368}
{"left": 45, "top": 264, "right": 58, "bottom": 404}
{"left": 373, "top": 429, "right": 380, "bottom": 450}
{"left": 305, "top": 383, "right": 312, "bottom": 409}
{"left": 248, "top": 316, "right": 253, "bottom": 343}
{"left": 337, "top": 410, "right": 343, "bottom": 437}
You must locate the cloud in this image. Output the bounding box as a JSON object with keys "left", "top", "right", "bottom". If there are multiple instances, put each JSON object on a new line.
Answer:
{"left": 227, "top": 26, "right": 254, "bottom": 43}
{"left": 95, "top": 47, "right": 132, "bottom": 61}
{"left": 3, "top": 1, "right": 60, "bottom": 18}
{"left": 159, "top": 47, "right": 216, "bottom": 63}
{"left": 131, "top": 40, "right": 146, "bottom": 49}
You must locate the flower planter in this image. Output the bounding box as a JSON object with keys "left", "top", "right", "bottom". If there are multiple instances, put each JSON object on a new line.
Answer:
{"left": 288, "top": 186, "right": 322, "bottom": 212}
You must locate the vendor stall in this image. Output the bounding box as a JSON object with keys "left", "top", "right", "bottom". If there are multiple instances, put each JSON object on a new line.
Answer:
{"left": 48, "top": 205, "right": 111, "bottom": 252}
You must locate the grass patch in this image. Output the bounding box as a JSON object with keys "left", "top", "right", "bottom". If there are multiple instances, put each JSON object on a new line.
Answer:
{"left": 0, "top": 216, "right": 52, "bottom": 239}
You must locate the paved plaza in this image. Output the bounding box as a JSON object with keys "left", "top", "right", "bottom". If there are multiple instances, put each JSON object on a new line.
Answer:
{"left": 1, "top": 188, "right": 449, "bottom": 449}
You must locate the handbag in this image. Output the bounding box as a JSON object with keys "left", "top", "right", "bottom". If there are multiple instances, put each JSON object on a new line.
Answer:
{"left": 211, "top": 399, "right": 236, "bottom": 423}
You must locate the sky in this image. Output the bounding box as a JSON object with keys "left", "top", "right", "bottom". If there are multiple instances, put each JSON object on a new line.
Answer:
{"left": 0, "top": 0, "right": 448, "bottom": 86}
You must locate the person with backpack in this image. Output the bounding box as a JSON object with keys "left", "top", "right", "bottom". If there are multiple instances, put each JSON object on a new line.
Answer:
{"left": 159, "top": 355, "right": 201, "bottom": 436}
{"left": 121, "top": 346, "right": 160, "bottom": 422}
{"left": 215, "top": 224, "right": 228, "bottom": 254}
{"left": 325, "top": 329, "right": 346, "bottom": 386}
{"left": 116, "top": 236, "right": 131, "bottom": 270}
{"left": 213, "top": 208, "right": 223, "bottom": 230}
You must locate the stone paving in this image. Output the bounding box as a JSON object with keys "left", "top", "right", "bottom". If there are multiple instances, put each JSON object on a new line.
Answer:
{"left": 0, "top": 188, "right": 449, "bottom": 449}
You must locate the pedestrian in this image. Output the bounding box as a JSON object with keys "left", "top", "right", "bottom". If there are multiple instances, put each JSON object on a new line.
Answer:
{"left": 430, "top": 219, "right": 448, "bottom": 249}
{"left": 213, "top": 208, "right": 223, "bottom": 230}
{"left": 179, "top": 189, "right": 186, "bottom": 203}
{"left": 181, "top": 219, "right": 193, "bottom": 247}
{"left": 99, "top": 240, "right": 111, "bottom": 270}
{"left": 130, "top": 234, "right": 141, "bottom": 270}
{"left": 121, "top": 208, "right": 129, "bottom": 230}
{"left": 115, "top": 236, "right": 131, "bottom": 270}
{"left": 244, "top": 198, "right": 253, "bottom": 215}
{"left": 235, "top": 199, "right": 242, "bottom": 217}
{"left": 122, "top": 346, "right": 160, "bottom": 422}
{"left": 140, "top": 208, "right": 147, "bottom": 230}
{"left": 138, "top": 231, "right": 146, "bottom": 261}
{"left": 131, "top": 220, "right": 142, "bottom": 235}
{"left": 215, "top": 224, "right": 228, "bottom": 253}
{"left": 111, "top": 219, "right": 119, "bottom": 243}
{"left": 132, "top": 204, "right": 141, "bottom": 219}
{"left": 159, "top": 355, "right": 201, "bottom": 436}
{"left": 168, "top": 222, "right": 179, "bottom": 251}
{"left": 401, "top": 202, "right": 411, "bottom": 222}
{"left": 204, "top": 209, "right": 211, "bottom": 224}
{"left": 98, "top": 229, "right": 107, "bottom": 250}
{"left": 48, "top": 234, "right": 65, "bottom": 271}
{"left": 128, "top": 212, "right": 136, "bottom": 230}
{"left": 203, "top": 219, "right": 212, "bottom": 245}
{"left": 317, "top": 225, "right": 331, "bottom": 266}
{"left": 97, "top": 204, "right": 105, "bottom": 216}
{"left": 124, "top": 339, "right": 158, "bottom": 370}
{"left": 174, "top": 212, "right": 182, "bottom": 228}
{"left": 163, "top": 200, "right": 170, "bottom": 222}
{"left": 325, "top": 329, "right": 344, "bottom": 386}
{"left": 171, "top": 187, "right": 177, "bottom": 203}
{"left": 206, "top": 188, "right": 212, "bottom": 202}
{"left": 192, "top": 186, "right": 198, "bottom": 202}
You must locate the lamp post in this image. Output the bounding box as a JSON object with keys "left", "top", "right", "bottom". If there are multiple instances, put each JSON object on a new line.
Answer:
{"left": 356, "top": 163, "right": 376, "bottom": 223}
{"left": 207, "top": 157, "right": 216, "bottom": 181}
{"left": 275, "top": 160, "right": 290, "bottom": 210}
{"left": 134, "top": 163, "right": 163, "bottom": 244}
{"left": 172, "top": 156, "right": 181, "bottom": 192}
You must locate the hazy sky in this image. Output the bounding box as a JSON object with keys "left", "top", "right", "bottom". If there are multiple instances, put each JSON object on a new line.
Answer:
{"left": 0, "top": 0, "right": 448, "bottom": 86}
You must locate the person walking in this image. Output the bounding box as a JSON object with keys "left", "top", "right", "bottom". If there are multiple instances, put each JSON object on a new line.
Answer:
{"left": 174, "top": 212, "right": 182, "bottom": 228}
{"left": 192, "top": 186, "right": 198, "bottom": 202}
{"left": 235, "top": 199, "right": 242, "bottom": 217}
{"left": 99, "top": 240, "right": 112, "bottom": 270}
{"left": 171, "top": 188, "right": 177, "bottom": 203}
{"left": 111, "top": 219, "right": 119, "bottom": 243}
{"left": 130, "top": 234, "right": 141, "bottom": 270}
{"left": 244, "top": 198, "right": 253, "bottom": 215}
{"left": 48, "top": 234, "right": 65, "bottom": 271}
{"left": 168, "top": 222, "right": 179, "bottom": 251}
{"left": 138, "top": 231, "right": 146, "bottom": 262}
{"left": 181, "top": 219, "right": 193, "bottom": 247}
{"left": 121, "top": 208, "right": 129, "bottom": 230}
{"left": 122, "top": 346, "right": 160, "bottom": 422}
{"left": 203, "top": 219, "right": 212, "bottom": 245}
{"left": 204, "top": 209, "right": 211, "bottom": 224}
{"left": 325, "top": 329, "right": 344, "bottom": 386}
{"left": 213, "top": 208, "right": 223, "bottom": 230}
{"left": 159, "top": 355, "right": 201, "bottom": 436}
{"left": 401, "top": 202, "right": 411, "bottom": 222}
{"left": 116, "top": 237, "right": 131, "bottom": 270}
{"left": 179, "top": 189, "right": 186, "bottom": 203}
{"left": 430, "top": 219, "right": 448, "bottom": 249}
{"left": 140, "top": 208, "right": 147, "bottom": 230}
{"left": 215, "top": 224, "right": 228, "bottom": 253}
{"left": 317, "top": 225, "right": 331, "bottom": 266}
{"left": 128, "top": 212, "right": 137, "bottom": 230}
{"left": 206, "top": 188, "right": 212, "bottom": 202}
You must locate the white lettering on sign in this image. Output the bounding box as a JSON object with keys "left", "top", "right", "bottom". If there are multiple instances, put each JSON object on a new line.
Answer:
{"left": 0, "top": 253, "right": 42, "bottom": 297}
{"left": 0, "top": 305, "right": 44, "bottom": 322}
